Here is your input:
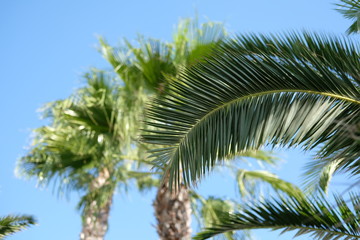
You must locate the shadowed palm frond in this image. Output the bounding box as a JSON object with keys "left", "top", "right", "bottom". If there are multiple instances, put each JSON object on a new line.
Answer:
{"left": 336, "top": 0, "right": 360, "bottom": 35}
{"left": 142, "top": 32, "right": 360, "bottom": 189}
{"left": 0, "top": 215, "right": 36, "bottom": 239}
{"left": 194, "top": 193, "right": 360, "bottom": 240}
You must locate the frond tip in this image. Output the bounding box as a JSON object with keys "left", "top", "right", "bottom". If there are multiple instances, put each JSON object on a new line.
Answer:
{"left": 0, "top": 214, "right": 36, "bottom": 238}
{"left": 194, "top": 193, "right": 360, "bottom": 240}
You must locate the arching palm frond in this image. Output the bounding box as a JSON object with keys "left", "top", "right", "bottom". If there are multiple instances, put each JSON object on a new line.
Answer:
{"left": 235, "top": 170, "right": 302, "bottom": 198}
{"left": 0, "top": 215, "right": 36, "bottom": 239}
{"left": 303, "top": 158, "right": 343, "bottom": 194}
{"left": 193, "top": 193, "right": 360, "bottom": 240}
{"left": 142, "top": 32, "right": 360, "bottom": 189}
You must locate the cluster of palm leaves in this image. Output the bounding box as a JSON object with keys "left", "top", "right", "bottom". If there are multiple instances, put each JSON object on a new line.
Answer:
{"left": 16, "top": 17, "right": 305, "bottom": 240}
{"left": 17, "top": 70, "right": 156, "bottom": 239}
{"left": 12, "top": 1, "right": 360, "bottom": 240}
{"left": 141, "top": 1, "right": 360, "bottom": 240}
{"left": 100, "top": 18, "right": 298, "bottom": 240}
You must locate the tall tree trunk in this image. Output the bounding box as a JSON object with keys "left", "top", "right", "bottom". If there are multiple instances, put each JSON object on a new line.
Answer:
{"left": 154, "top": 181, "right": 192, "bottom": 240}
{"left": 80, "top": 168, "right": 113, "bottom": 240}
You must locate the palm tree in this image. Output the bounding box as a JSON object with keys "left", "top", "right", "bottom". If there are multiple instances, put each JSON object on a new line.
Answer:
{"left": 141, "top": 30, "right": 360, "bottom": 239}
{"left": 99, "top": 17, "right": 229, "bottom": 240}
{"left": 0, "top": 214, "right": 36, "bottom": 239}
{"left": 101, "top": 18, "right": 307, "bottom": 240}
{"left": 18, "top": 70, "right": 154, "bottom": 240}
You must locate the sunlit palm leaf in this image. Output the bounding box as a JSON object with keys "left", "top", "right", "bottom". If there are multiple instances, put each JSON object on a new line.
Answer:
{"left": 190, "top": 194, "right": 248, "bottom": 240}
{"left": 99, "top": 18, "right": 227, "bottom": 95}
{"left": 194, "top": 193, "right": 360, "bottom": 240}
{"left": 236, "top": 170, "right": 302, "bottom": 198}
{"left": 18, "top": 69, "right": 155, "bottom": 206}
{"left": 142, "top": 32, "right": 360, "bottom": 189}
{"left": 0, "top": 215, "right": 36, "bottom": 239}
{"left": 303, "top": 158, "right": 343, "bottom": 194}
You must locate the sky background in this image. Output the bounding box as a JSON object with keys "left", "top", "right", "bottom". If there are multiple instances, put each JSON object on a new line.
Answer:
{"left": 0, "top": 1, "right": 355, "bottom": 239}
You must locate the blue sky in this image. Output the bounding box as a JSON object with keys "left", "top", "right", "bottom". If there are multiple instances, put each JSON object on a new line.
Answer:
{"left": 0, "top": 0, "right": 354, "bottom": 239}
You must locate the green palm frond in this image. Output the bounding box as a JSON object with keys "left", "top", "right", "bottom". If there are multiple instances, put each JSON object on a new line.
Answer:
{"left": 235, "top": 170, "right": 302, "bottom": 198}
{"left": 194, "top": 193, "right": 360, "bottom": 240}
{"left": 0, "top": 215, "right": 36, "bottom": 239}
{"left": 336, "top": 0, "right": 360, "bottom": 34}
{"left": 303, "top": 158, "right": 343, "bottom": 194}
{"left": 17, "top": 69, "right": 149, "bottom": 196}
{"left": 173, "top": 17, "right": 227, "bottom": 66}
{"left": 100, "top": 37, "right": 176, "bottom": 93}
{"left": 99, "top": 17, "right": 227, "bottom": 95}
{"left": 190, "top": 193, "right": 250, "bottom": 240}
{"left": 142, "top": 32, "right": 360, "bottom": 189}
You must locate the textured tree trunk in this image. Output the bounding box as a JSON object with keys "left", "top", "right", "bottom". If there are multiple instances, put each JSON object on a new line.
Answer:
{"left": 154, "top": 181, "right": 192, "bottom": 240}
{"left": 80, "top": 168, "right": 113, "bottom": 240}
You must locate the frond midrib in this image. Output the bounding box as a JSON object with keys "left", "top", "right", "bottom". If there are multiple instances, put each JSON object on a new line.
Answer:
{"left": 204, "top": 223, "right": 360, "bottom": 239}
{"left": 166, "top": 88, "right": 359, "bottom": 179}
{"left": 199, "top": 89, "right": 359, "bottom": 125}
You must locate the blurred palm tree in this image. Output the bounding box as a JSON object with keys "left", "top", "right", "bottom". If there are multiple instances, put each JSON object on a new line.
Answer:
{"left": 100, "top": 17, "right": 228, "bottom": 240}
{"left": 18, "top": 70, "right": 155, "bottom": 240}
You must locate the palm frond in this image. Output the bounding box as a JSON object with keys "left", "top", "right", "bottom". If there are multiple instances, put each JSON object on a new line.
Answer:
{"left": 142, "top": 32, "right": 360, "bottom": 189}
{"left": 0, "top": 215, "right": 36, "bottom": 239}
{"left": 336, "top": 0, "right": 360, "bottom": 34}
{"left": 190, "top": 193, "right": 250, "bottom": 240}
{"left": 194, "top": 193, "right": 360, "bottom": 240}
{"left": 173, "top": 17, "right": 227, "bottom": 66}
{"left": 100, "top": 17, "right": 227, "bottom": 95}
{"left": 303, "top": 158, "right": 343, "bottom": 194}
{"left": 236, "top": 170, "right": 303, "bottom": 198}
{"left": 17, "top": 69, "right": 148, "bottom": 196}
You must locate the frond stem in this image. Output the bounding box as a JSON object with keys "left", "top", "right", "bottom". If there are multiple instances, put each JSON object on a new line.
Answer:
{"left": 167, "top": 89, "right": 359, "bottom": 184}
{"left": 213, "top": 224, "right": 360, "bottom": 239}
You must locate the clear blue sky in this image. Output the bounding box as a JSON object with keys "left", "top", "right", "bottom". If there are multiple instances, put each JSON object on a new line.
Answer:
{"left": 0, "top": 1, "right": 353, "bottom": 239}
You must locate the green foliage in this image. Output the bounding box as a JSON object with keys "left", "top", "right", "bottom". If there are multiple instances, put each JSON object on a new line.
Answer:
{"left": 189, "top": 150, "right": 303, "bottom": 240}
{"left": 336, "top": 0, "right": 360, "bottom": 34}
{"left": 235, "top": 170, "right": 302, "bottom": 198}
{"left": 142, "top": 32, "right": 360, "bottom": 190}
{"left": 99, "top": 17, "right": 227, "bottom": 95}
{"left": 190, "top": 193, "right": 245, "bottom": 240}
{"left": 0, "top": 215, "right": 36, "bottom": 239}
{"left": 142, "top": 30, "right": 360, "bottom": 239}
{"left": 194, "top": 193, "right": 360, "bottom": 240}
{"left": 18, "top": 70, "right": 154, "bottom": 215}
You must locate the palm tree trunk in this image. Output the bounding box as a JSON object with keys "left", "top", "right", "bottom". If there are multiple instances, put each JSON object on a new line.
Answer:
{"left": 154, "top": 181, "right": 192, "bottom": 240}
{"left": 80, "top": 168, "right": 113, "bottom": 240}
